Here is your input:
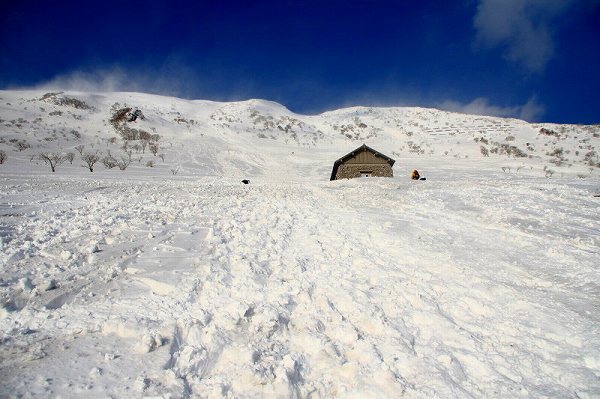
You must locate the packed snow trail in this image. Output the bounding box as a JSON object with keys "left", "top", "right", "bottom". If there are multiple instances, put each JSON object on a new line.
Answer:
{"left": 0, "top": 174, "right": 599, "bottom": 398}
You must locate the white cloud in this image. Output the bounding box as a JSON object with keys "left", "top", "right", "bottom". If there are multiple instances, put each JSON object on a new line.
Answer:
{"left": 438, "top": 96, "right": 544, "bottom": 121}
{"left": 473, "top": 0, "right": 577, "bottom": 72}
{"left": 27, "top": 65, "right": 201, "bottom": 99}
{"left": 34, "top": 68, "right": 132, "bottom": 92}
{"left": 518, "top": 96, "right": 545, "bottom": 121}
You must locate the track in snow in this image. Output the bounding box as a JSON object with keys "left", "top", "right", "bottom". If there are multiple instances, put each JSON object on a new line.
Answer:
{"left": 0, "top": 174, "right": 599, "bottom": 398}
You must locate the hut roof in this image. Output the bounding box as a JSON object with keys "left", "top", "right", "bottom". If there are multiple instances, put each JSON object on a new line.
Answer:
{"left": 330, "top": 144, "right": 395, "bottom": 181}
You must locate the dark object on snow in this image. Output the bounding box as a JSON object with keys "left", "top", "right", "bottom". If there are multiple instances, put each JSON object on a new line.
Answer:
{"left": 330, "top": 144, "right": 395, "bottom": 180}
{"left": 128, "top": 109, "right": 144, "bottom": 122}
{"left": 411, "top": 169, "right": 420, "bottom": 180}
{"left": 241, "top": 179, "right": 250, "bottom": 184}
{"left": 420, "top": 177, "right": 427, "bottom": 181}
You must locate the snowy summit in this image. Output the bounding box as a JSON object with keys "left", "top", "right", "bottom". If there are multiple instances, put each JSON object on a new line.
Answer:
{"left": 0, "top": 89, "right": 599, "bottom": 398}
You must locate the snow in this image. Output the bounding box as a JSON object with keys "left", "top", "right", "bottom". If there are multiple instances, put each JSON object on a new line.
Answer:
{"left": 1, "top": 89, "right": 599, "bottom": 398}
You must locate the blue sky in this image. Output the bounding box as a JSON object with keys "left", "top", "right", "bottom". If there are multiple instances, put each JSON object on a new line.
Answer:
{"left": 1, "top": 0, "right": 599, "bottom": 123}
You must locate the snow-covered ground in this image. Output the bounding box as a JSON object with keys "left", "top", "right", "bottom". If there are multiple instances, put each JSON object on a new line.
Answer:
{"left": 1, "top": 90, "right": 599, "bottom": 398}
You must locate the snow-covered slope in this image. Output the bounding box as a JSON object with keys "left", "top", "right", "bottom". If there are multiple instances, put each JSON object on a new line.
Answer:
{"left": 1, "top": 90, "right": 599, "bottom": 398}
{"left": 0, "top": 89, "right": 598, "bottom": 180}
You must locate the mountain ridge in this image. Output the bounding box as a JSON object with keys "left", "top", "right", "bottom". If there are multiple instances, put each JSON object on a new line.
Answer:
{"left": 1, "top": 89, "right": 598, "bottom": 180}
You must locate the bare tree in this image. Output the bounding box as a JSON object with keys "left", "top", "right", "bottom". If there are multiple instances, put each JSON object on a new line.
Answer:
{"left": 102, "top": 152, "right": 118, "bottom": 169}
{"left": 171, "top": 166, "right": 180, "bottom": 175}
{"left": 117, "top": 155, "right": 131, "bottom": 170}
{"left": 66, "top": 152, "right": 75, "bottom": 164}
{"left": 0, "top": 150, "right": 6, "bottom": 164}
{"left": 82, "top": 152, "right": 101, "bottom": 172}
{"left": 75, "top": 144, "right": 85, "bottom": 155}
{"left": 17, "top": 141, "right": 30, "bottom": 151}
{"left": 149, "top": 143, "right": 159, "bottom": 156}
{"left": 39, "top": 152, "right": 66, "bottom": 172}
{"left": 158, "top": 153, "right": 165, "bottom": 162}
{"left": 141, "top": 140, "right": 148, "bottom": 153}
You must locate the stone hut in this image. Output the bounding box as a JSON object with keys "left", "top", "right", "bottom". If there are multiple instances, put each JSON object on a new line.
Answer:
{"left": 330, "top": 144, "right": 395, "bottom": 180}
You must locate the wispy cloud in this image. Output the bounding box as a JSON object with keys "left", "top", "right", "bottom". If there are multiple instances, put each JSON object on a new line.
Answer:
{"left": 473, "top": 0, "right": 577, "bottom": 72}
{"left": 438, "top": 96, "right": 544, "bottom": 121}
{"left": 32, "top": 68, "right": 133, "bottom": 93}
{"left": 23, "top": 64, "right": 205, "bottom": 99}
{"left": 17, "top": 67, "right": 546, "bottom": 122}
{"left": 22, "top": 64, "right": 272, "bottom": 105}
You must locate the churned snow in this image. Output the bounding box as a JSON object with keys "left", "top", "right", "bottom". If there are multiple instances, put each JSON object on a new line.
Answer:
{"left": 0, "top": 90, "right": 599, "bottom": 398}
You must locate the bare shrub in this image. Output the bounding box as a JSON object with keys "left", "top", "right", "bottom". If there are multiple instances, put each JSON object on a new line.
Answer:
{"left": 53, "top": 96, "right": 92, "bottom": 110}
{"left": 149, "top": 143, "right": 159, "bottom": 156}
{"left": 110, "top": 107, "right": 132, "bottom": 127}
{"left": 480, "top": 146, "right": 489, "bottom": 157}
{"left": 539, "top": 128, "right": 560, "bottom": 137}
{"left": 146, "top": 160, "right": 154, "bottom": 167}
{"left": 158, "top": 153, "right": 165, "bottom": 162}
{"left": 102, "top": 153, "right": 118, "bottom": 169}
{"left": 117, "top": 155, "right": 131, "bottom": 170}
{"left": 171, "top": 166, "right": 180, "bottom": 175}
{"left": 491, "top": 142, "right": 527, "bottom": 158}
{"left": 584, "top": 150, "right": 598, "bottom": 166}
{"left": 75, "top": 144, "right": 85, "bottom": 155}
{"left": 0, "top": 150, "right": 6, "bottom": 164}
{"left": 109, "top": 105, "right": 160, "bottom": 142}
{"left": 16, "top": 141, "right": 30, "bottom": 151}
{"left": 41, "top": 92, "right": 61, "bottom": 101}
{"left": 547, "top": 147, "right": 564, "bottom": 157}
{"left": 82, "top": 152, "right": 101, "bottom": 172}
{"left": 139, "top": 130, "right": 153, "bottom": 141}
{"left": 39, "top": 152, "right": 66, "bottom": 172}
{"left": 66, "top": 152, "right": 75, "bottom": 164}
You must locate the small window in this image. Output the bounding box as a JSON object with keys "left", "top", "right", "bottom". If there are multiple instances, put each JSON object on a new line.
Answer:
{"left": 360, "top": 171, "right": 372, "bottom": 177}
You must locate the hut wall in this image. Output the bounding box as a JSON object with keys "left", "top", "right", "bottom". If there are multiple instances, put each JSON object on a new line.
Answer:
{"left": 336, "top": 163, "right": 393, "bottom": 179}
{"left": 344, "top": 151, "right": 389, "bottom": 164}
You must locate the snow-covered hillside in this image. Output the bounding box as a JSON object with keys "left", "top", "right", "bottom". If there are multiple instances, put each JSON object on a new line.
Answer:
{"left": 1, "top": 90, "right": 599, "bottom": 398}
{"left": 0, "top": 89, "right": 598, "bottom": 179}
